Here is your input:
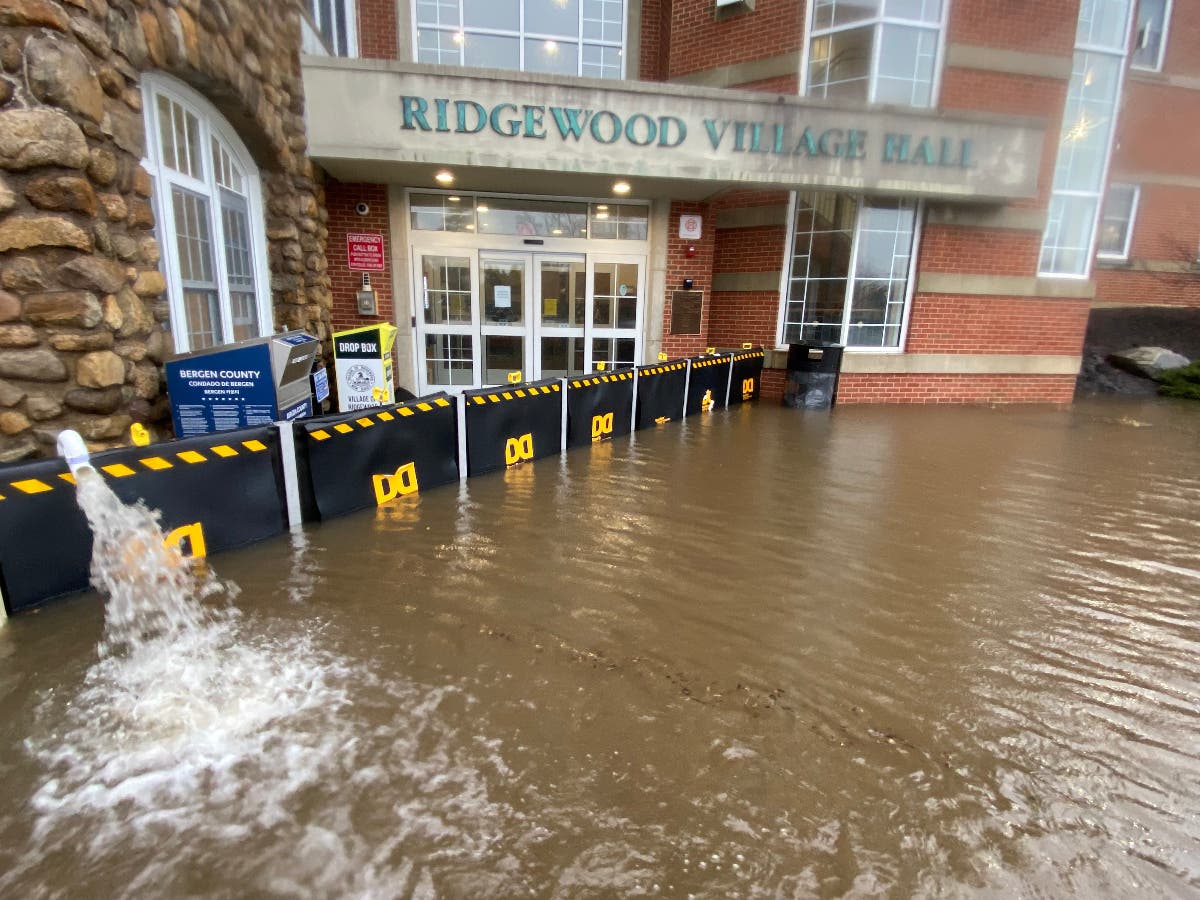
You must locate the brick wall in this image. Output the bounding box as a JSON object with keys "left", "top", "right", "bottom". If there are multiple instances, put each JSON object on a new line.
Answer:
{"left": 658, "top": 0, "right": 804, "bottom": 80}
{"left": 356, "top": 0, "right": 399, "bottom": 60}
{"left": 916, "top": 226, "right": 1042, "bottom": 277}
{"left": 660, "top": 200, "right": 717, "bottom": 357}
{"left": 836, "top": 374, "right": 1078, "bottom": 405}
{"left": 904, "top": 295, "right": 1091, "bottom": 355}
{"left": 323, "top": 181, "right": 394, "bottom": 332}
{"left": 947, "top": 0, "right": 1079, "bottom": 55}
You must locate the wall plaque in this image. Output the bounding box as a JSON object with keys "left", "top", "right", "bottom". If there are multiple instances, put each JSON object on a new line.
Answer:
{"left": 670, "top": 290, "right": 703, "bottom": 335}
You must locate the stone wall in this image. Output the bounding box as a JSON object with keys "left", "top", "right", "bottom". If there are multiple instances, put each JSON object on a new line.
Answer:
{"left": 0, "top": 0, "right": 332, "bottom": 461}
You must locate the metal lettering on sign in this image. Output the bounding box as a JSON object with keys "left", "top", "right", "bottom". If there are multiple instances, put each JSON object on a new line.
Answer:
{"left": 346, "top": 232, "right": 386, "bottom": 272}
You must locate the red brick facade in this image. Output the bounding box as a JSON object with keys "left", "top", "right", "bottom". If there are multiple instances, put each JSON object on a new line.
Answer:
{"left": 323, "top": 181, "right": 395, "bottom": 333}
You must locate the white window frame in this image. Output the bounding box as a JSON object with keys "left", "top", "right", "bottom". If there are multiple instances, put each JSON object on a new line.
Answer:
{"left": 306, "top": 0, "right": 359, "bottom": 57}
{"left": 774, "top": 190, "right": 923, "bottom": 353}
{"left": 1038, "top": 0, "right": 1136, "bottom": 279}
{"left": 1131, "top": 0, "right": 1171, "bottom": 72}
{"left": 140, "top": 73, "right": 273, "bottom": 355}
{"left": 799, "top": 0, "right": 950, "bottom": 108}
{"left": 411, "top": 0, "right": 628, "bottom": 79}
{"left": 1096, "top": 182, "right": 1140, "bottom": 261}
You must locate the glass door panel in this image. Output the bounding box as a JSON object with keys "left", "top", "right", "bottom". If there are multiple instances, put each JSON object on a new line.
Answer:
{"left": 540, "top": 335, "right": 585, "bottom": 378}
{"left": 425, "top": 333, "right": 474, "bottom": 386}
{"left": 481, "top": 256, "right": 525, "bottom": 324}
{"left": 591, "top": 337, "right": 636, "bottom": 368}
{"left": 588, "top": 256, "right": 643, "bottom": 372}
{"left": 483, "top": 334, "right": 524, "bottom": 384}
{"left": 417, "top": 251, "right": 478, "bottom": 393}
{"left": 534, "top": 254, "right": 585, "bottom": 379}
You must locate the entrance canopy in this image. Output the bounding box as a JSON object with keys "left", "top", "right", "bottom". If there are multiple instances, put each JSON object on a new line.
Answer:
{"left": 302, "top": 59, "right": 1044, "bottom": 202}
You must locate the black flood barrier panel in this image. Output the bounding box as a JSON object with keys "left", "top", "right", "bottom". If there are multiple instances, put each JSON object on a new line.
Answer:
{"left": 565, "top": 370, "right": 635, "bottom": 448}
{"left": 634, "top": 360, "right": 688, "bottom": 430}
{"left": 0, "top": 426, "right": 286, "bottom": 615}
{"left": 293, "top": 393, "right": 459, "bottom": 522}
{"left": 728, "top": 348, "right": 766, "bottom": 405}
{"left": 464, "top": 378, "right": 563, "bottom": 476}
{"left": 684, "top": 354, "right": 734, "bottom": 417}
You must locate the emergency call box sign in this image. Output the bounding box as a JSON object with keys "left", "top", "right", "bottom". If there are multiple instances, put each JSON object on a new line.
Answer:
{"left": 346, "top": 232, "right": 386, "bottom": 271}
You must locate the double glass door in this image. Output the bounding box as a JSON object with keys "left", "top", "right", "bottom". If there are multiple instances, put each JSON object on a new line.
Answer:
{"left": 417, "top": 249, "right": 644, "bottom": 394}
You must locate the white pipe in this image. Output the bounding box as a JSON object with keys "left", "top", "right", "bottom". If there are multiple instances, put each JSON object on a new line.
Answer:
{"left": 56, "top": 429, "right": 94, "bottom": 476}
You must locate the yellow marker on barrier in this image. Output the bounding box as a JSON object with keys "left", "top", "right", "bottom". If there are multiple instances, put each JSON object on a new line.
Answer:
{"left": 658, "top": 352, "right": 668, "bottom": 361}
{"left": 507, "top": 371, "right": 522, "bottom": 384}
{"left": 373, "top": 462, "right": 419, "bottom": 505}
{"left": 371, "top": 386, "right": 391, "bottom": 404}
{"left": 505, "top": 433, "right": 534, "bottom": 466}
{"left": 596, "top": 361, "right": 606, "bottom": 371}
{"left": 164, "top": 522, "right": 207, "bottom": 559}
{"left": 591, "top": 413, "right": 614, "bottom": 442}
{"left": 706, "top": 347, "right": 715, "bottom": 355}
{"left": 742, "top": 342, "right": 753, "bottom": 350}
{"left": 742, "top": 377, "right": 755, "bottom": 400}
{"left": 701, "top": 389, "right": 715, "bottom": 412}
{"left": 130, "top": 423, "right": 150, "bottom": 447}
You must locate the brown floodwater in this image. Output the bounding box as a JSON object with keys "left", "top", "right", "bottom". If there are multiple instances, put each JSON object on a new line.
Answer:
{"left": 0, "top": 397, "right": 1198, "bottom": 898}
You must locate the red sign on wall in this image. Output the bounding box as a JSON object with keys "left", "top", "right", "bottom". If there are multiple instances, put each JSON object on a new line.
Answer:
{"left": 346, "top": 232, "right": 386, "bottom": 272}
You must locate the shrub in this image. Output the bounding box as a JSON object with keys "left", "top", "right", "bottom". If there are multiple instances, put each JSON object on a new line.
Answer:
{"left": 1158, "top": 361, "right": 1200, "bottom": 400}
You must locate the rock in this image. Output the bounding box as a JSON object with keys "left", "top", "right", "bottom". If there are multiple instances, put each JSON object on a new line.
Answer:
{"left": 0, "top": 324, "right": 39, "bottom": 347}
{"left": 1108, "top": 347, "right": 1192, "bottom": 381}
{"left": 64, "top": 385, "right": 121, "bottom": 413}
{"left": 0, "top": 349, "right": 67, "bottom": 382}
{"left": 130, "top": 361, "right": 159, "bottom": 399}
{"left": 25, "top": 394, "right": 62, "bottom": 420}
{"left": 0, "top": 437, "right": 38, "bottom": 463}
{"left": 0, "top": 0, "right": 69, "bottom": 29}
{"left": 0, "top": 289, "right": 18, "bottom": 322}
{"left": 48, "top": 329, "right": 114, "bottom": 351}
{"left": 79, "top": 413, "right": 131, "bottom": 440}
{"left": 57, "top": 255, "right": 128, "bottom": 294}
{"left": 0, "top": 215, "right": 92, "bottom": 252}
{"left": 0, "top": 108, "right": 90, "bottom": 169}
{"left": 105, "top": 102, "right": 144, "bottom": 156}
{"left": 25, "top": 33, "right": 105, "bottom": 123}
{"left": 24, "top": 291, "right": 101, "bottom": 328}
{"left": 110, "top": 234, "right": 136, "bottom": 262}
{"left": 108, "top": 7, "right": 148, "bottom": 67}
{"left": 146, "top": 327, "right": 173, "bottom": 363}
{"left": 0, "top": 76, "right": 10, "bottom": 106}
{"left": 2, "top": 257, "right": 49, "bottom": 292}
{"left": 0, "top": 173, "right": 15, "bottom": 213}
{"left": 132, "top": 269, "right": 165, "bottom": 297}
{"left": 70, "top": 14, "right": 111, "bottom": 57}
{"left": 114, "top": 286, "right": 154, "bottom": 337}
{"left": 0, "top": 410, "right": 30, "bottom": 435}
{"left": 25, "top": 174, "right": 98, "bottom": 216}
{"left": 114, "top": 338, "right": 146, "bottom": 361}
{"left": 98, "top": 192, "right": 127, "bottom": 220}
{"left": 139, "top": 236, "right": 160, "bottom": 265}
{"left": 132, "top": 167, "right": 152, "bottom": 198}
{"left": 88, "top": 147, "right": 119, "bottom": 186}
{"left": 75, "top": 349, "right": 125, "bottom": 387}
{"left": 0, "top": 33, "right": 20, "bottom": 71}
{"left": 0, "top": 379, "right": 25, "bottom": 406}
{"left": 127, "top": 198, "right": 155, "bottom": 229}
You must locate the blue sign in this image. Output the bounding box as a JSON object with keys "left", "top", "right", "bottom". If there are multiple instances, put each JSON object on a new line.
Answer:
{"left": 166, "top": 344, "right": 278, "bottom": 438}
{"left": 313, "top": 368, "right": 330, "bottom": 403}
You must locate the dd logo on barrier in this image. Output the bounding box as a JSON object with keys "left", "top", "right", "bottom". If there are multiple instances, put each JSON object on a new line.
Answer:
{"left": 505, "top": 433, "right": 534, "bottom": 467}
{"left": 742, "top": 377, "right": 755, "bottom": 400}
{"left": 591, "top": 413, "right": 614, "bottom": 442}
{"left": 164, "top": 522, "right": 207, "bottom": 558}
{"left": 373, "top": 462, "right": 419, "bottom": 505}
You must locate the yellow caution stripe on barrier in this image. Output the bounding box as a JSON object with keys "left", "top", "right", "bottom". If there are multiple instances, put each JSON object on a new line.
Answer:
{"left": 731, "top": 350, "right": 766, "bottom": 362}
{"left": 466, "top": 383, "right": 559, "bottom": 406}
{"left": 569, "top": 372, "right": 635, "bottom": 388}
{"left": 692, "top": 357, "right": 731, "bottom": 369}
{"left": 307, "top": 397, "right": 454, "bottom": 441}
{"left": 639, "top": 363, "right": 686, "bottom": 377}
{"left": 1, "top": 436, "right": 270, "bottom": 497}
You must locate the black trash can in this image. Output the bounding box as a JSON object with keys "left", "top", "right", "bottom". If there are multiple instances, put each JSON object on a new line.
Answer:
{"left": 783, "top": 342, "right": 844, "bottom": 409}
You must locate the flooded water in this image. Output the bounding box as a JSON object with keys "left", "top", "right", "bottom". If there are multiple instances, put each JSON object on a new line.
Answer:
{"left": 1, "top": 398, "right": 1199, "bottom": 898}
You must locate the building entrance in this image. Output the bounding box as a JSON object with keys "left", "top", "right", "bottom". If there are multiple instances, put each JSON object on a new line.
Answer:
{"left": 409, "top": 193, "right": 648, "bottom": 394}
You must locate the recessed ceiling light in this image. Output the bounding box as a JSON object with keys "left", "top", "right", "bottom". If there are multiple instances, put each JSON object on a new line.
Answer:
{"left": 544, "top": 40, "right": 558, "bottom": 54}
{"left": 612, "top": 181, "right": 631, "bottom": 195}
{"left": 597, "top": 204, "right": 608, "bottom": 211}
{"left": 435, "top": 170, "right": 455, "bottom": 185}
{"left": 596, "top": 212, "right": 610, "bottom": 220}
{"left": 448, "top": 196, "right": 461, "bottom": 202}
{"left": 476, "top": 204, "right": 489, "bottom": 212}
{"left": 452, "top": 31, "right": 465, "bottom": 45}
{"left": 552, "top": 228, "right": 563, "bottom": 235}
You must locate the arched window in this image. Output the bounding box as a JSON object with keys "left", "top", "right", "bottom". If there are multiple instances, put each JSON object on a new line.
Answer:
{"left": 141, "top": 74, "right": 272, "bottom": 353}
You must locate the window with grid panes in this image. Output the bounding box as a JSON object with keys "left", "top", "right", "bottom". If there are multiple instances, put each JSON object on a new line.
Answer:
{"left": 142, "top": 75, "right": 271, "bottom": 353}
{"left": 414, "top": 0, "right": 626, "bottom": 79}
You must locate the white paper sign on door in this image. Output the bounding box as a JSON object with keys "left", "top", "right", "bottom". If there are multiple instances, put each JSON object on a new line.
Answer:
{"left": 494, "top": 285, "right": 512, "bottom": 308}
